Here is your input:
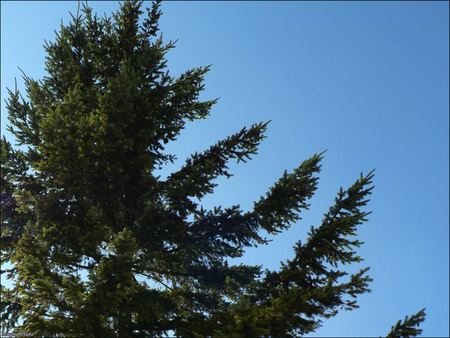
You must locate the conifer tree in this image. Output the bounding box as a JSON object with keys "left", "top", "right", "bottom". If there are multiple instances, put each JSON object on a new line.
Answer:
{"left": 1, "top": 1, "right": 426, "bottom": 337}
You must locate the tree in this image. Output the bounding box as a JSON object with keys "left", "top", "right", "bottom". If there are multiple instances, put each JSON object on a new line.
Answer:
{"left": 1, "top": 1, "right": 426, "bottom": 337}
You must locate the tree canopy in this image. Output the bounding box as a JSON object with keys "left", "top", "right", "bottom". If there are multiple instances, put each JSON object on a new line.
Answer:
{"left": 1, "top": 1, "right": 425, "bottom": 337}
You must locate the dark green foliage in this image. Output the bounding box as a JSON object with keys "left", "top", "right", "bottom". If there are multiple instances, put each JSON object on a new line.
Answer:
{"left": 385, "top": 308, "right": 427, "bottom": 338}
{"left": 1, "top": 1, "right": 425, "bottom": 337}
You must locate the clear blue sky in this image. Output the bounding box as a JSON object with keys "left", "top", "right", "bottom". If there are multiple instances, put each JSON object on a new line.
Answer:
{"left": 1, "top": 1, "right": 448, "bottom": 337}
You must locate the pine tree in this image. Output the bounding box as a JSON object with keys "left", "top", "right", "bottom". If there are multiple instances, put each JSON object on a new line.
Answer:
{"left": 1, "top": 1, "right": 425, "bottom": 337}
{"left": 385, "top": 308, "right": 427, "bottom": 338}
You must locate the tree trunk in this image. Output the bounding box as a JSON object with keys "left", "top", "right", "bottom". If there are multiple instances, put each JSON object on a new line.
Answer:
{"left": 118, "top": 308, "right": 132, "bottom": 338}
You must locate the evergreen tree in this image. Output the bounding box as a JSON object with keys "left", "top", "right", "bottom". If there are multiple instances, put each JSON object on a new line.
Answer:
{"left": 1, "top": 1, "right": 425, "bottom": 337}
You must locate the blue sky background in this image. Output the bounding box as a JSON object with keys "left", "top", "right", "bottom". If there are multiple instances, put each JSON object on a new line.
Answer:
{"left": 1, "top": 1, "right": 448, "bottom": 337}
